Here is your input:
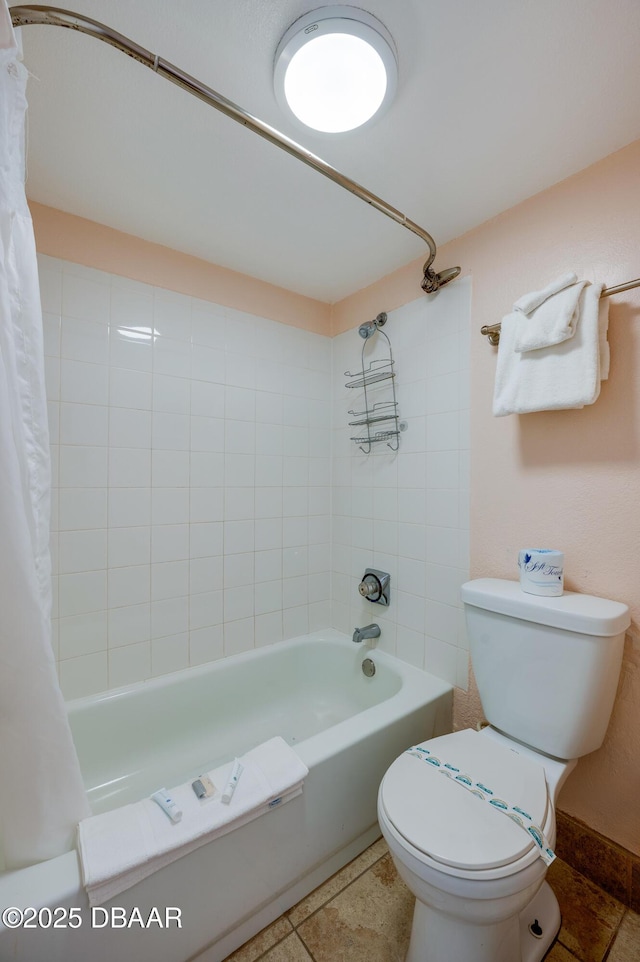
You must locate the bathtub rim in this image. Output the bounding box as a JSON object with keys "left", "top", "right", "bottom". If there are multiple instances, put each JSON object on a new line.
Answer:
{"left": 64, "top": 628, "right": 447, "bottom": 713}
{"left": 65, "top": 629, "right": 452, "bottom": 772}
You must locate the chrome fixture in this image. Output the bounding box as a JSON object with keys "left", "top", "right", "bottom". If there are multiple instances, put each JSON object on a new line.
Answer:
{"left": 346, "top": 316, "right": 405, "bottom": 453}
{"left": 362, "top": 657, "right": 376, "bottom": 677}
{"left": 358, "top": 569, "right": 390, "bottom": 607}
{"left": 9, "top": 5, "right": 460, "bottom": 295}
{"left": 422, "top": 264, "right": 462, "bottom": 294}
{"left": 352, "top": 623, "right": 381, "bottom": 644}
{"left": 358, "top": 311, "right": 387, "bottom": 339}
{"left": 480, "top": 277, "right": 640, "bottom": 345}
{"left": 274, "top": 7, "right": 398, "bottom": 134}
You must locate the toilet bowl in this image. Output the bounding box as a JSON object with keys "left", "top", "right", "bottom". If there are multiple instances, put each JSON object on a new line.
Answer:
{"left": 378, "top": 727, "right": 567, "bottom": 962}
{"left": 378, "top": 578, "right": 629, "bottom": 962}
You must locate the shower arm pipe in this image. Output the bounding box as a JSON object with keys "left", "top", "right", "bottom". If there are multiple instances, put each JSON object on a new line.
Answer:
{"left": 10, "top": 4, "right": 459, "bottom": 294}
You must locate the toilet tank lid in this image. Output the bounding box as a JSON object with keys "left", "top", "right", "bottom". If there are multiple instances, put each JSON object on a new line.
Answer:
{"left": 461, "top": 579, "right": 630, "bottom": 637}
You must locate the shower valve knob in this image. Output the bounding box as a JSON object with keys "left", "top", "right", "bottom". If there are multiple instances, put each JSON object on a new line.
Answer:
{"left": 359, "top": 578, "right": 380, "bottom": 599}
{"left": 358, "top": 569, "right": 390, "bottom": 607}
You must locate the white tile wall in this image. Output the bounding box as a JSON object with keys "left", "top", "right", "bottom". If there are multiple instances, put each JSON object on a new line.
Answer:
{"left": 41, "top": 255, "right": 332, "bottom": 699}
{"left": 41, "top": 254, "right": 470, "bottom": 698}
{"left": 330, "top": 278, "right": 471, "bottom": 689}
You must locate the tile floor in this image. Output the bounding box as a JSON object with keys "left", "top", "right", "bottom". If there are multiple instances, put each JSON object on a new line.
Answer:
{"left": 224, "top": 838, "right": 640, "bottom": 962}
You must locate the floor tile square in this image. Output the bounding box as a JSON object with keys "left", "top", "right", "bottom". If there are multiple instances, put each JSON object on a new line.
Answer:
{"left": 296, "top": 854, "right": 413, "bottom": 962}
{"left": 548, "top": 859, "right": 625, "bottom": 962}
{"left": 606, "top": 909, "right": 640, "bottom": 962}
{"left": 287, "top": 837, "right": 388, "bottom": 927}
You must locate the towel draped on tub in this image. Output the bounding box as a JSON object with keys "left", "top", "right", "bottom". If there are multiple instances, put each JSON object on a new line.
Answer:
{"left": 77, "top": 736, "right": 309, "bottom": 906}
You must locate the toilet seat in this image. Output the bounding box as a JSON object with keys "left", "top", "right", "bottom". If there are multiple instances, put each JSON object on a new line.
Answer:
{"left": 379, "top": 729, "right": 550, "bottom": 874}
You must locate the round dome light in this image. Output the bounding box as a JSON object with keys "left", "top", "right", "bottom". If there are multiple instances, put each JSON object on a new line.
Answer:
{"left": 274, "top": 7, "right": 398, "bottom": 134}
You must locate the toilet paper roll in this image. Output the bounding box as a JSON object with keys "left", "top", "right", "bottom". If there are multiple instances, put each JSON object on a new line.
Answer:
{"left": 518, "top": 549, "right": 564, "bottom": 596}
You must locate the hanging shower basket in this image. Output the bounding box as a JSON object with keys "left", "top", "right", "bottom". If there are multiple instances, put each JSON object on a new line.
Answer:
{"left": 345, "top": 312, "right": 405, "bottom": 454}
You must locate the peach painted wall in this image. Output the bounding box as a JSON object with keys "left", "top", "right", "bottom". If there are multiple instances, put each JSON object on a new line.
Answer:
{"left": 336, "top": 138, "right": 640, "bottom": 856}
{"left": 30, "top": 138, "right": 640, "bottom": 854}
{"left": 29, "top": 202, "right": 331, "bottom": 335}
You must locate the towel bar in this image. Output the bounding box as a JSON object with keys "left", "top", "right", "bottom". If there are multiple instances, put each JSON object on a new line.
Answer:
{"left": 481, "top": 277, "right": 640, "bottom": 345}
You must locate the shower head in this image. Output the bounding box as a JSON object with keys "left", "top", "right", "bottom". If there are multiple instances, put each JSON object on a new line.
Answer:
{"left": 421, "top": 264, "right": 462, "bottom": 293}
{"left": 358, "top": 321, "right": 377, "bottom": 339}
{"left": 358, "top": 311, "right": 387, "bottom": 339}
{"left": 435, "top": 267, "right": 462, "bottom": 287}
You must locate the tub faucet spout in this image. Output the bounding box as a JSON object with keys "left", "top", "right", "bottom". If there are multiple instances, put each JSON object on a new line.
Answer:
{"left": 352, "top": 624, "right": 381, "bottom": 644}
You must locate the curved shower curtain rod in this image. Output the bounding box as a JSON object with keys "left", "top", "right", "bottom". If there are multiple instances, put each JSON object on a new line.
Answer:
{"left": 10, "top": 4, "right": 461, "bottom": 294}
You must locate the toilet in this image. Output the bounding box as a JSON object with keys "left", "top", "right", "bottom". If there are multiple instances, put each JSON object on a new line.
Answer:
{"left": 378, "top": 578, "right": 629, "bottom": 962}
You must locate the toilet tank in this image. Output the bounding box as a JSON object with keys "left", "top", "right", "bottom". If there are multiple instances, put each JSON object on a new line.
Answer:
{"left": 461, "top": 579, "right": 630, "bottom": 760}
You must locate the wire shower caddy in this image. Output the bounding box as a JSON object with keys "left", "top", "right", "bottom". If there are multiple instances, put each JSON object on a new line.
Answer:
{"left": 345, "top": 312, "right": 404, "bottom": 454}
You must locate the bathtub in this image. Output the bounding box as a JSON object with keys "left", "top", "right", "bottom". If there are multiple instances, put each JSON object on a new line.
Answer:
{"left": 0, "top": 629, "right": 451, "bottom": 962}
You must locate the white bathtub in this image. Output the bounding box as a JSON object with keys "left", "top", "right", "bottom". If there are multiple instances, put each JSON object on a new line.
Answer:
{"left": 0, "top": 629, "right": 451, "bottom": 962}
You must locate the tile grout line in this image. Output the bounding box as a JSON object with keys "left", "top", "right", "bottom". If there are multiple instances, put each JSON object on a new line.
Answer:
{"left": 288, "top": 848, "right": 390, "bottom": 932}
{"left": 299, "top": 930, "right": 319, "bottom": 962}
{"left": 239, "top": 846, "right": 390, "bottom": 961}
{"left": 223, "top": 919, "right": 290, "bottom": 962}
{"left": 247, "top": 922, "right": 320, "bottom": 962}
{"left": 247, "top": 918, "right": 295, "bottom": 962}
{"left": 552, "top": 858, "right": 629, "bottom": 962}
{"left": 600, "top": 906, "right": 631, "bottom": 962}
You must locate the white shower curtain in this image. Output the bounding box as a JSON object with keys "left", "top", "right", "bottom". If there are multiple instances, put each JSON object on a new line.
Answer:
{"left": 0, "top": 2, "right": 90, "bottom": 869}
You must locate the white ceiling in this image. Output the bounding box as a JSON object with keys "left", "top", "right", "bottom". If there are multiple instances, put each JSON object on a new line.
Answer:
{"left": 17, "top": 0, "right": 640, "bottom": 303}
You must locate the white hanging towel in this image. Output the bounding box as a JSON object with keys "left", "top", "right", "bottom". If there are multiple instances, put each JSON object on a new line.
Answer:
{"left": 513, "top": 272, "right": 577, "bottom": 315}
{"left": 492, "top": 282, "right": 609, "bottom": 416}
{"left": 77, "top": 736, "right": 309, "bottom": 907}
{"left": 513, "top": 278, "right": 588, "bottom": 353}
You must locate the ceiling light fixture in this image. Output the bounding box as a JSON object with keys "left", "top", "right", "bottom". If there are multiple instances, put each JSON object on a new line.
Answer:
{"left": 274, "top": 6, "right": 398, "bottom": 134}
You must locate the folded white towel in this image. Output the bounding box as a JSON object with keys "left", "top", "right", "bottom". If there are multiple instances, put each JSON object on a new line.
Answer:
{"left": 513, "top": 272, "right": 578, "bottom": 316}
{"left": 493, "top": 282, "right": 608, "bottom": 416}
{"left": 514, "top": 280, "right": 588, "bottom": 353}
{"left": 77, "top": 736, "right": 309, "bottom": 907}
